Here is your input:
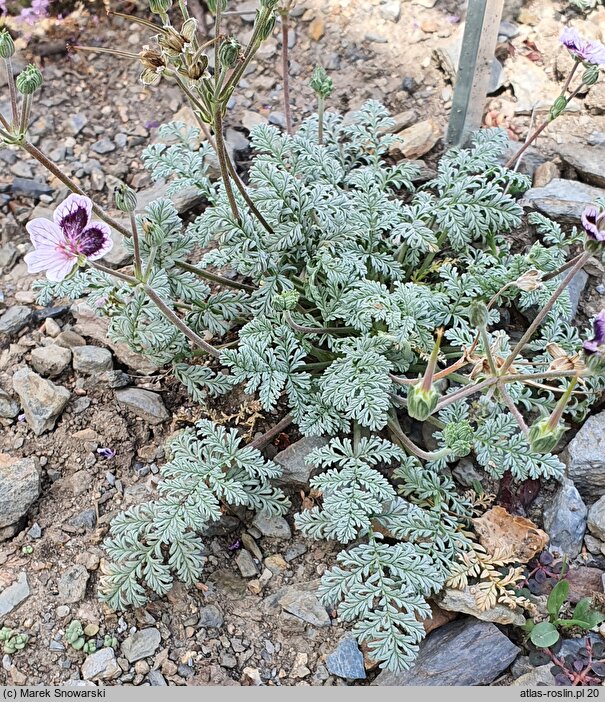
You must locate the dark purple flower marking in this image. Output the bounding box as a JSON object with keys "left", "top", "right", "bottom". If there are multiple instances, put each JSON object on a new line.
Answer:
{"left": 583, "top": 309, "right": 605, "bottom": 355}
{"left": 97, "top": 447, "right": 116, "bottom": 459}
{"left": 581, "top": 205, "right": 605, "bottom": 241}
{"left": 24, "top": 194, "right": 113, "bottom": 281}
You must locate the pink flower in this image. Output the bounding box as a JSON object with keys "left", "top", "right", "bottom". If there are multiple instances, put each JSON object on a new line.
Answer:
{"left": 581, "top": 205, "right": 605, "bottom": 242}
{"left": 584, "top": 309, "right": 605, "bottom": 355}
{"left": 24, "top": 194, "right": 113, "bottom": 281}
{"left": 560, "top": 27, "right": 605, "bottom": 67}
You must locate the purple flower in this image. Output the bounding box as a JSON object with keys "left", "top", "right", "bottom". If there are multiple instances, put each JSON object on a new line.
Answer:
{"left": 97, "top": 447, "right": 116, "bottom": 459}
{"left": 560, "top": 27, "right": 605, "bottom": 67}
{"left": 584, "top": 310, "right": 605, "bottom": 355}
{"left": 228, "top": 539, "right": 241, "bottom": 551}
{"left": 24, "top": 194, "right": 113, "bottom": 282}
{"left": 581, "top": 205, "right": 605, "bottom": 241}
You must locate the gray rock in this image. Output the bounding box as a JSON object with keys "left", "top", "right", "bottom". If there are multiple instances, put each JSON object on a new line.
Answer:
{"left": 68, "top": 114, "right": 88, "bottom": 136}
{"left": 121, "top": 628, "right": 162, "bottom": 662}
{"left": 72, "top": 345, "right": 113, "bottom": 374}
{"left": 521, "top": 179, "right": 605, "bottom": 223}
{"left": 372, "top": 618, "right": 519, "bottom": 685}
{"left": 0, "top": 306, "right": 32, "bottom": 336}
{"left": 0, "top": 455, "right": 40, "bottom": 532}
{"left": 58, "top": 564, "right": 89, "bottom": 604}
{"left": 567, "top": 270, "right": 588, "bottom": 321}
{"left": 12, "top": 367, "right": 70, "bottom": 436}
{"left": 452, "top": 458, "right": 484, "bottom": 488}
{"left": 0, "top": 572, "right": 30, "bottom": 616}
{"left": 588, "top": 495, "right": 605, "bottom": 541}
{"left": 115, "top": 388, "right": 168, "bottom": 425}
{"left": 91, "top": 138, "right": 115, "bottom": 155}
{"left": 102, "top": 229, "right": 132, "bottom": 267}
{"left": 197, "top": 604, "right": 224, "bottom": 629}
{"left": 284, "top": 543, "right": 307, "bottom": 562}
{"left": 326, "top": 636, "right": 366, "bottom": 679}
{"left": 30, "top": 345, "right": 72, "bottom": 378}
{"left": 28, "top": 523, "right": 42, "bottom": 539}
{"left": 69, "top": 508, "right": 97, "bottom": 530}
{"left": 379, "top": 0, "right": 400, "bottom": 21}
{"left": 437, "top": 587, "right": 525, "bottom": 625}
{"left": 252, "top": 513, "right": 292, "bottom": 539}
{"left": 278, "top": 590, "right": 331, "bottom": 627}
{"left": 499, "top": 20, "right": 519, "bottom": 38}
{"left": 558, "top": 144, "right": 605, "bottom": 189}
{"left": 137, "top": 180, "right": 204, "bottom": 215}
{"left": 148, "top": 670, "right": 168, "bottom": 686}
{"left": 10, "top": 178, "right": 53, "bottom": 198}
{"left": 544, "top": 478, "right": 587, "bottom": 558}
{"left": 512, "top": 665, "right": 556, "bottom": 686}
{"left": 0, "top": 389, "right": 19, "bottom": 418}
{"left": 81, "top": 647, "right": 121, "bottom": 681}
{"left": 564, "top": 410, "right": 605, "bottom": 502}
{"left": 273, "top": 436, "right": 328, "bottom": 487}
{"left": 235, "top": 549, "right": 259, "bottom": 578}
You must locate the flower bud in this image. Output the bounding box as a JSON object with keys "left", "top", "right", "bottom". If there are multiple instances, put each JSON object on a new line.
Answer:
{"left": 407, "top": 384, "right": 439, "bottom": 421}
{"left": 548, "top": 95, "right": 568, "bottom": 122}
{"left": 582, "top": 64, "right": 600, "bottom": 86}
{"left": 310, "top": 66, "right": 333, "bottom": 98}
{"left": 219, "top": 37, "right": 241, "bottom": 69}
{"left": 443, "top": 420, "right": 473, "bottom": 458}
{"left": 260, "top": 0, "right": 279, "bottom": 8}
{"left": 149, "top": 0, "right": 172, "bottom": 15}
{"left": 275, "top": 290, "right": 300, "bottom": 311}
{"left": 468, "top": 301, "right": 489, "bottom": 329}
{"left": 114, "top": 182, "right": 138, "bottom": 213}
{"left": 0, "top": 29, "right": 15, "bottom": 59}
{"left": 16, "top": 64, "right": 43, "bottom": 95}
{"left": 256, "top": 10, "right": 276, "bottom": 41}
{"left": 528, "top": 418, "right": 565, "bottom": 454}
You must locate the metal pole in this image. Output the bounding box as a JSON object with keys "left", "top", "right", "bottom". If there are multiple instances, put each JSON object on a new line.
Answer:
{"left": 446, "top": 0, "right": 505, "bottom": 147}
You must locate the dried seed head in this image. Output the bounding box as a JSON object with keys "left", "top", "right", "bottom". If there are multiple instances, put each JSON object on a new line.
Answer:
{"left": 160, "top": 27, "right": 187, "bottom": 56}
{"left": 515, "top": 269, "right": 542, "bottom": 292}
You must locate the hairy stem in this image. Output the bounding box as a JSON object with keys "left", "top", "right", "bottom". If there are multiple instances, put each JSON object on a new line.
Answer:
{"left": 4, "top": 57, "right": 18, "bottom": 129}
{"left": 317, "top": 95, "right": 324, "bottom": 146}
{"left": 213, "top": 106, "right": 240, "bottom": 221}
{"left": 21, "top": 141, "right": 132, "bottom": 240}
{"left": 129, "top": 213, "right": 142, "bottom": 279}
{"left": 279, "top": 9, "right": 293, "bottom": 135}
{"left": 144, "top": 285, "right": 221, "bottom": 358}
{"left": 223, "top": 147, "right": 275, "bottom": 234}
{"left": 387, "top": 412, "right": 450, "bottom": 462}
{"left": 501, "top": 250, "right": 591, "bottom": 373}
{"left": 249, "top": 413, "right": 293, "bottom": 450}
{"left": 498, "top": 384, "right": 529, "bottom": 436}
{"left": 175, "top": 260, "right": 255, "bottom": 292}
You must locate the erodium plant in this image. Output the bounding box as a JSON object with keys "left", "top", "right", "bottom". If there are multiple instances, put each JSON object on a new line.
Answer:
{"left": 2, "top": 4, "right": 605, "bottom": 672}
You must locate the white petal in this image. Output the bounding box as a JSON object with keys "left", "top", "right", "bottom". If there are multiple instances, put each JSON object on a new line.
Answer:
{"left": 25, "top": 218, "right": 64, "bottom": 249}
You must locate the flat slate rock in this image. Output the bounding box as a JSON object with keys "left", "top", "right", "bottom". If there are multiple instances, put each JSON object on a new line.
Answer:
{"left": 544, "top": 478, "right": 587, "bottom": 558}
{"left": 372, "top": 618, "right": 519, "bottom": 686}
{"left": 326, "top": 636, "right": 366, "bottom": 679}
{"left": 521, "top": 178, "right": 605, "bottom": 222}
{"left": 0, "top": 572, "right": 30, "bottom": 617}
{"left": 273, "top": 436, "right": 328, "bottom": 486}
{"left": 558, "top": 144, "right": 605, "bottom": 188}
{"left": 564, "top": 409, "right": 605, "bottom": 502}
{"left": 121, "top": 627, "right": 161, "bottom": 662}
